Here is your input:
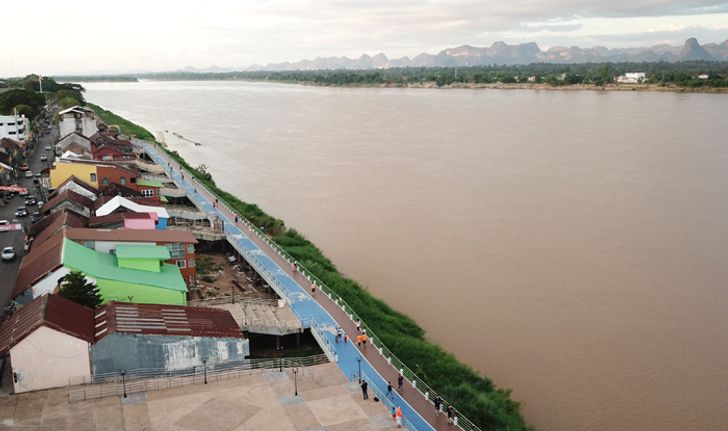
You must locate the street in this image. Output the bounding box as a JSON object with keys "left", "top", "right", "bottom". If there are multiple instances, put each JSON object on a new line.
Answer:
{"left": 0, "top": 106, "right": 58, "bottom": 314}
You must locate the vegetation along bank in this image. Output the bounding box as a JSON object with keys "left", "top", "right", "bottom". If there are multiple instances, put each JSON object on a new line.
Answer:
{"left": 90, "top": 103, "right": 531, "bottom": 430}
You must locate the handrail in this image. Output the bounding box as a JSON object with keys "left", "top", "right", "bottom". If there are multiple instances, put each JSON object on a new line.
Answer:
{"left": 361, "top": 370, "right": 417, "bottom": 431}
{"left": 137, "top": 140, "right": 479, "bottom": 431}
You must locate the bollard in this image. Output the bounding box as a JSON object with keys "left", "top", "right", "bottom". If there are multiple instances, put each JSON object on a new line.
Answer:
{"left": 387, "top": 357, "right": 392, "bottom": 365}
{"left": 412, "top": 380, "right": 417, "bottom": 389}
{"left": 379, "top": 347, "right": 384, "bottom": 355}
{"left": 425, "top": 391, "right": 429, "bottom": 400}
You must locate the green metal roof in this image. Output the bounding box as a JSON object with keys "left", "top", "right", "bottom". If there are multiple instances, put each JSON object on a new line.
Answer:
{"left": 62, "top": 239, "right": 186, "bottom": 292}
{"left": 136, "top": 178, "right": 164, "bottom": 188}
{"left": 115, "top": 244, "right": 171, "bottom": 260}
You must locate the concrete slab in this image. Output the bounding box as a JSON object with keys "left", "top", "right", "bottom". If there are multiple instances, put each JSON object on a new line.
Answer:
{"left": 308, "top": 395, "right": 368, "bottom": 428}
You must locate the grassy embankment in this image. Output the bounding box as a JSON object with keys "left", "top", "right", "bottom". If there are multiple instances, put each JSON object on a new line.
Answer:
{"left": 90, "top": 104, "right": 531, "bottom": 430}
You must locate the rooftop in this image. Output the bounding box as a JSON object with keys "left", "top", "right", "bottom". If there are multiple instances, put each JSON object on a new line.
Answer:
{"left": 136, "top": 178, "right": 164, "bottom": 188}
{"left": 95, "top": 195, "right": 169, "bottom": 219}
{"left": 13, "top": 232, "right": 65, "bottom": 298}
{"left": 0, "top": 294, "right": 95, "bottom": 354}
{"left": 65, "top": 227, "right": 197, "bottom": 244}
{"left": 94, "top": 302, "right": 243, "bottom": 341}
{"left": 62, "top": 239, "right": 187, "bottom": 292}
{"left": 115, "top": 244, "right": 171, "bottom": 260}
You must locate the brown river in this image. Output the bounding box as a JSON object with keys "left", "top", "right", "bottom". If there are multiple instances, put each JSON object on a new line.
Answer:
{"left": 85, "top": 81, "right": 728, "bottom": 430}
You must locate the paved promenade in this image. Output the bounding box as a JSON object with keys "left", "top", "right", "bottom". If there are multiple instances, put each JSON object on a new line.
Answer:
{"left": 142, "top": 142, "right": 454, "bottom": 430}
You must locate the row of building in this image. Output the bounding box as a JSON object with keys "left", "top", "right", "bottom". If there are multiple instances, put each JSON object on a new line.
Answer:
{"left": 2, "top": 106, "right": 251, "bottom": 394}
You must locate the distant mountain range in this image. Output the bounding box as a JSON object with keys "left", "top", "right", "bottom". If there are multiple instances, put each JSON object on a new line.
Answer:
{"left": 225, "top": 38, "right": 727, "bottom": 72}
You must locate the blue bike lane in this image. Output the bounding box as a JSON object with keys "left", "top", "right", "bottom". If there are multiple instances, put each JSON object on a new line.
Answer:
{"left": 142, "top": 143, "right": 435, "bottom": 431}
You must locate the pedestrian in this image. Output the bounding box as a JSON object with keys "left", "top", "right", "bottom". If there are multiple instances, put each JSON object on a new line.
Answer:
{"left": 386, "top": 381, "right": 393, "bottom": 399}
{"left": 395, "top": 406, "right": 403, "bottom": 428}
{"left": 447, "top": 405, "right": 454, "bottom": 425}
{"left": 356, "top": 334, "right": 363, "bottom": 347}
{"left": 434, "top": 396, "right": 441, "bottom": 416}
{"left": 361, "top": 333, "right": 368, "bottom": 347}
{"left": 335, "top": 327, "right": 342, "bottom": 343}
{"left": 355, "top": 319, "right": 361, "bottom": 333}
{"left": 397, "top": 373, "right": 404, "bottom": 391}
{"left": 391, "top": 406, "right": 396, "bottom": 421}
{"left": 343, "top": 333, "right": 348, "bottom": 343}
{"left": 361, "top": 380, "right": 369, "bottom": 400}
{"left": 234, "top": 215, "right": 239, "bottom": 223}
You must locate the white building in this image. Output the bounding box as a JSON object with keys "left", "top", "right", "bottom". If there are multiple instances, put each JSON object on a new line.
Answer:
{"left": 58, "top": 106, "right": 98, "bottom": 138}
{"left": 0, "top": 114, "right": 28, "bottom": 141}
{"left": 616, "top": 72, "right": 646, "bottom": 84}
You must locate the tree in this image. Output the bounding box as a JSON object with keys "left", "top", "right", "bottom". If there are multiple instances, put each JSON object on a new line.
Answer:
{"left": 12, "top": 104, "right": 35, "bottom": 118}
{"left": 58, "top": 270, "right": 103, "bottom": 308}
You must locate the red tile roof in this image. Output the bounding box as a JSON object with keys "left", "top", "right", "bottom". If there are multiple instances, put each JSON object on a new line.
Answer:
{"left": 0, "top": 294, "right": 95, "bottom": 354}
{"left": 65, "top": 227, "right": 197, "bottom": 244}
{"left": 94, "top": 302, "right": 243, "bottom": 341}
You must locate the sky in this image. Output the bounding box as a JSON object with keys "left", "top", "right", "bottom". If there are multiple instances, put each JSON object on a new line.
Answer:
{"left": 2, "top": 0, "right": 728, "bottom": 76}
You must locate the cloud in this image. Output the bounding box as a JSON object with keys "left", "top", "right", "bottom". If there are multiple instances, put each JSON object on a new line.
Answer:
{"left": 1, "top": 0, "right": 727, "bottom": 75}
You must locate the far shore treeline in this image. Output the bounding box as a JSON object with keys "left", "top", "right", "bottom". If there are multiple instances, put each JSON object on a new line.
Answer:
{"left": 85, "top": 94, "right": 532, "bottom": 429}
{"left": 53, "top": 60, "right": 728, "bottom": 89}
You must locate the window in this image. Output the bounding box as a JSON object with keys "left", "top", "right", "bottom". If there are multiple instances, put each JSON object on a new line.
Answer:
{"left": 188, "top": 258, "right": 195, "bottom": 268}
{"left": 167, "top": 243, "right": 185, "bottom": 258}
{"left": 102, "top": 177, "right": 109, "bottom": 187}
{"left": 90, "top": 173, "right": 97, "bottom": 182}
{"left": 176, "top": 259, "right": 187, "bottom": 268}
{"left": 120, "top": 176, "right": 126, "bottom": 186}
{"left": 83, "top": 240, "right": 95, "bottom": 249}
{"left": 102, "top": 155, "right": 112, "bottom": 161}
{"left": 141, "top": 189, "right": 154, "bottom": 197}
{"left": 9, "top": 131, "right": 15, "bottom": 135}
{"left": 130, "top": 177, "right": 136, "bottom": 183}
{"left": 186, "top": 244, "right": 195, "bottom": 253}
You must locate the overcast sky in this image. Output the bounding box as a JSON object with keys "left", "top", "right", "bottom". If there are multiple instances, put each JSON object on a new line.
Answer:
{"left": 2, "top": 0, "right": 727, "bottom": 76}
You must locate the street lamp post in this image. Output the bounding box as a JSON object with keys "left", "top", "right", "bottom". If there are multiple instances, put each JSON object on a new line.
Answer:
{"left": 202, "top": 359, "right": 208, "bottom": 384}
{"left": 293, "top": 368, "right": 298, "bottom": 396}
{"left": 357, "top": 357, "right": 362, "bottom": 383}
{"left": 120, "top": 371, "right": 127, "bottom": 398}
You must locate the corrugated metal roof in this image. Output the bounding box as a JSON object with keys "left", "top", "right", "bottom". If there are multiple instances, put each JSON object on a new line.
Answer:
{"left": 13, "top": 232, "right": 65, "bottom": 298}
{"left": 115, "top": 244, "right": 171, "bottom": 260}
{"left": 94, "top": 302, "right": 243, "bottom": 341}
{"left": 41, "top": 189, "right": 95, "bottom": 214}
{"left": 65, "top": 227, "right": 197, "bottom": 244}
{"left": 0, "top": 294, "right": 94, "bottom": 354}
{"left": 62, "top": 239, "right": 187, "bottom": 292}
{"left": 88, "top": 212, "right": 151, "bottom": 228}
{"left": 30, "top": 209, "right": 88, "bottom": 239}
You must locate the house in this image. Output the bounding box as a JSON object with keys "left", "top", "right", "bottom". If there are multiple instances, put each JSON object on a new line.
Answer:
{"left": 49, "top": 159, "right": 141, "bottom": 191}
{"left": 50, "top": 175, "right": 99, "bottom": 202}
{"left": 30, "top": 209, "right": 88, "bottom": 247}
{"left": 136, "top": 178, "right": 164, "bottom": 202}
{"left": 95, "top": 195, "right": 169, "bottom": 229}
{"left": 13, "top": 238, "right": 187, "bottom": 306}
{"left": 89, "top": 132, "right": 137, "bottom": 161}
{"left": 91, "top": 302, "right": 248, "bottom": 375}
{"left": 617, "top": 72, "right": 646, "bottom": 84}
{"left": 96, "top": 164, "right": 139, "bottom": 192}
{"left": 88, "top": 212, "right": 156, "bottom": 230}
{"left": 58, "top": 106, "right": 98, "bottom": 138}
{"left": 65, "top": 227, "right": 198, "bottom": 286}
{"left": 0, "top": 294, "right": 95, "bottom": 393}
{"left": 0, "top": 114, "right": 28, "bottom": 141}
{"left": 40, "top": 189, "right": 95, "bottom": 218}
{"left": 56, "top": 132, "right": 92, "bottom": 159}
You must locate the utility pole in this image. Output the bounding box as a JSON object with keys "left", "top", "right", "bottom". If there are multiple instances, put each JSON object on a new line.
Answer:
{"left": 38, "top": 75, "right": 43, "bottom": 94}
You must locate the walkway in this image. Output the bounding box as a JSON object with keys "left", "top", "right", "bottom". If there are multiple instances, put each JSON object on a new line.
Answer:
{"left": 141, "top": 142, "right": 458, "bottom": 431}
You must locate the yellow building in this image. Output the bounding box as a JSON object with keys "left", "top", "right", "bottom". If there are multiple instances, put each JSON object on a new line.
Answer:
{"left": 49, "top": 160, "right": 99, "bottom": 188}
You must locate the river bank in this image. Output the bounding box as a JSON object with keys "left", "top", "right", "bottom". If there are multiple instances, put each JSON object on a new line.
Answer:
{"left": 89, "top": 103, "right": 531, "bottom": 430}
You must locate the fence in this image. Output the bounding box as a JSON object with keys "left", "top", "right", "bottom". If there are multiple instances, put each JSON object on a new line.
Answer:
{"left": 68, "top": 354, "right": 328, "bottom": 402}
{"left": 138, "top": 140, "right": 481, "bottom": 431}
{"left": 361, "top": 371, "right": 417, "bottom": 431}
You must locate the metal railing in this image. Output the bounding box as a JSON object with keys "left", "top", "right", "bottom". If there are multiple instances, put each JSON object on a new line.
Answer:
{"left": 68, "top": 354, "right": 328, "bottom": 402}
{"left": 137, "top": 140, "right": 480, "bottom": 431}
{"left": 361, "top": 370, "right": 417, "bottom": 431}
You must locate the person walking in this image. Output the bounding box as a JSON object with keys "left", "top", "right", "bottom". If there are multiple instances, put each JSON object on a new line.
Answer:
{"left": 355, "top": 319, "right": 361, "bottom": 332}
{"left": 361, "top": 380, "right": 369, "bottom": 400}
{"left": 395, "top": 406, "right": 403, "bottom": 428}
{"left": 397, "top": 373, "right": 404, "bottom": 392}
{"left": 386, "top": 381, "right": 394, "bottom": 399}
{"left": 447, "top": 405, "right": 454, "bottom": 425}
{"left": 434, "top": 396, "right": 442, "bottom": 416}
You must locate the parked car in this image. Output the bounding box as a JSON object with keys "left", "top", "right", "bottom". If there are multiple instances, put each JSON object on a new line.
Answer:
{"left": 18, "top": 189, "right": 29, "bottom": 197}
{"left": 45, "top": 145, "right": 52, "bottom": 151}
{"left": 19, "top": 163, "right": 29, "bottom": 171}
{"left": 25, "top": 196, "right": 37, "bottom": 206}
{"left": 0, "top": 220, "right": 8, "bottom": 231}
{"left": 40, "top": 155, "right": 48, "bottom": 162}
{"left": 34, "top": 173, "right": 41, "bottom": 178}
{"left": 24, "top": 171, "right": 33, "bottom": 178}
{"left": 2, "top": 246, "right": 16, "bottom": 261}
{"left": 15, "top": 207, "right": 28, "bottom": 217}
{"left": 31, "top": 212, "right": 42, "bottom": 223}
